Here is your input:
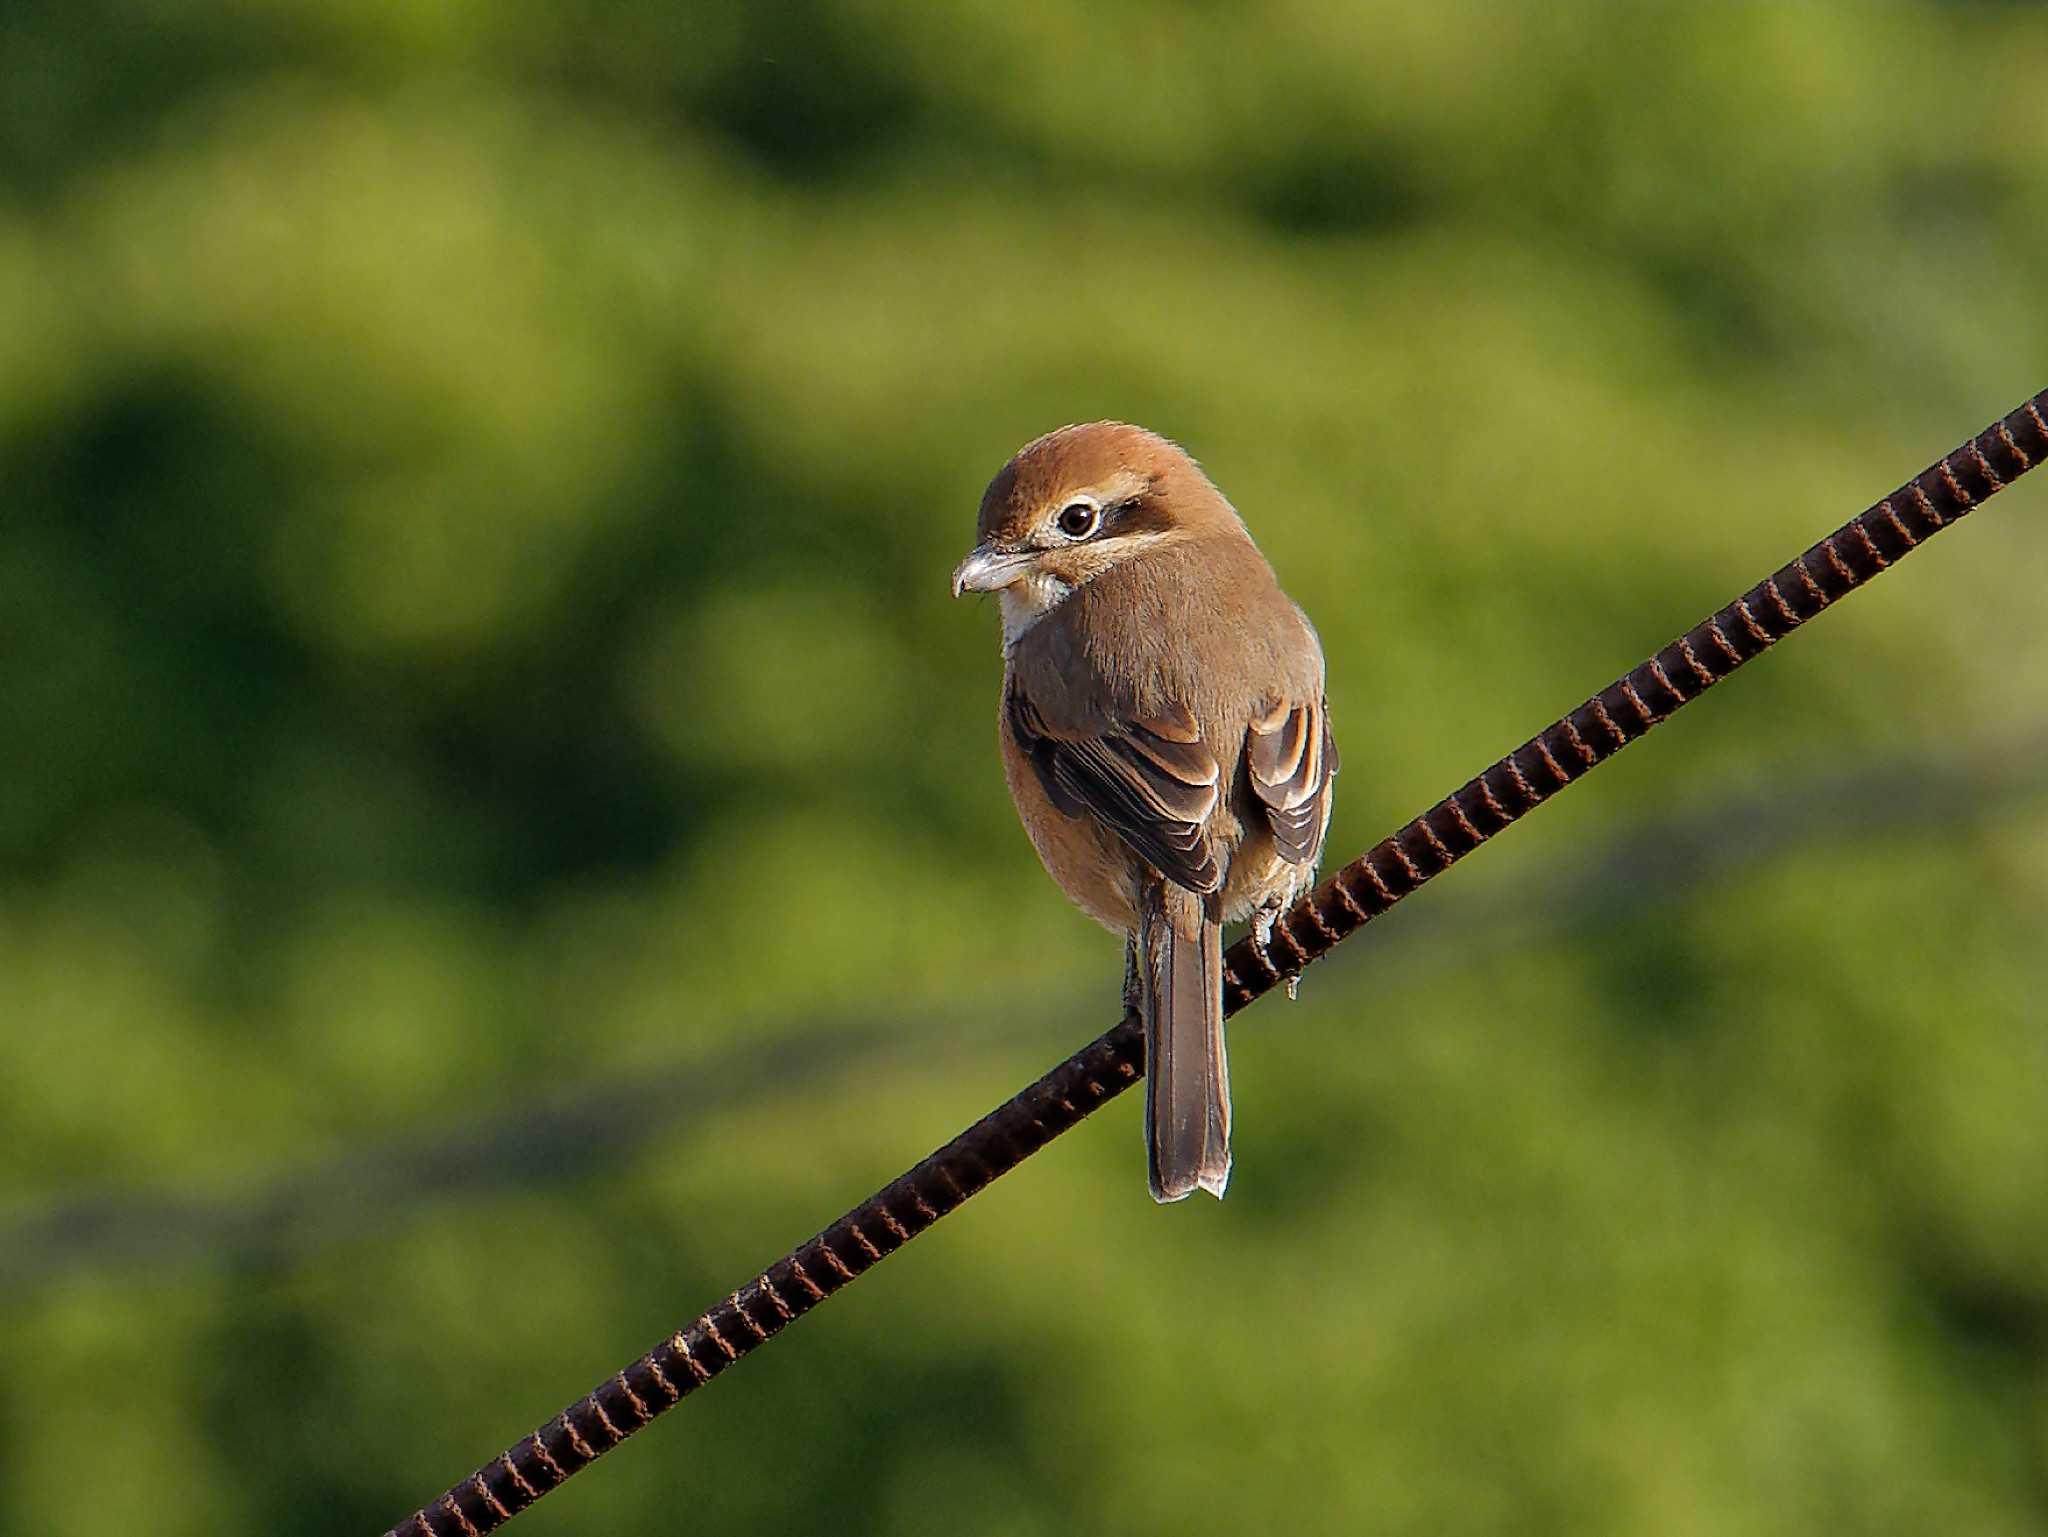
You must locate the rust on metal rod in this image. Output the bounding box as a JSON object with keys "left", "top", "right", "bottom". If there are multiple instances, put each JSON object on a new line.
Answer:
{"left": 384, "top": 389, "right": 2048, "bottom": 1537}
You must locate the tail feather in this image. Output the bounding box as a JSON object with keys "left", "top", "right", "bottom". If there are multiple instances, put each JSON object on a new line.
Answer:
{"left": 1140, "top": 885, "right": 1230, "bottom": 1202}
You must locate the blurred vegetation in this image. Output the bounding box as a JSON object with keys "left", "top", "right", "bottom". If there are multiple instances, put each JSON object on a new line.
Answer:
{"left": 2, "top": 2, "right": 2046, "bottom": 1533}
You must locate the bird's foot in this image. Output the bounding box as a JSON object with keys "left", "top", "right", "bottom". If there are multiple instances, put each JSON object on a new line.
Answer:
{"left": 1251, "top": 905, "right": 1300, "bottom": 1000}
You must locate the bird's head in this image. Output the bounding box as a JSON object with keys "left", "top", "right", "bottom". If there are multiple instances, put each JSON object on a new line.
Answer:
{"left": 951, "top": 422, "right": 1242, "bottom": 645}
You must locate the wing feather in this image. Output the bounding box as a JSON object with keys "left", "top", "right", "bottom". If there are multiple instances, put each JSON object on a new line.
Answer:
{"left": 1246, "top": 697, "right": 1338, "bottom": 865}
{"left": 1009, "top": 688, "right": 1224, "bottom": 894}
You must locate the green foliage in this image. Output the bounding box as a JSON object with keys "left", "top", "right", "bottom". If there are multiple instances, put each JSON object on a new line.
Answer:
{"left": 3, "top": 3, "right": 2046, "bottom": 1533}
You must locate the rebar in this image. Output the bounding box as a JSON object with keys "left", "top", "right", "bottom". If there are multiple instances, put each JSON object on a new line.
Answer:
{"left": 384, "top": 390, "right": 2048, "bottom": 1537}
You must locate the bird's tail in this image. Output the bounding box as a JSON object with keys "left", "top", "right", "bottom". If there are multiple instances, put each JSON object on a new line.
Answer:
{"left": 1138, "top": 882, "right": 1230, "bottom": 1202}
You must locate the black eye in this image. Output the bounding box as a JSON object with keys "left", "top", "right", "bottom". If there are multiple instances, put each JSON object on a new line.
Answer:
{"left": 1056, "top": 500, "right": 1100, "bottom": 539}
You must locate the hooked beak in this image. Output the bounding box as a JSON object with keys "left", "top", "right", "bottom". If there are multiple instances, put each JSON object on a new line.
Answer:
{"left": 951, "top": 544, "right": 1037, "bottom": 598}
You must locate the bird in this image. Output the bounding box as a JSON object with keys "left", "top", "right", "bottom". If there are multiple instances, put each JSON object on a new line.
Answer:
{"left": 952, "top": 423, "right": 1337, "bottom": 1202}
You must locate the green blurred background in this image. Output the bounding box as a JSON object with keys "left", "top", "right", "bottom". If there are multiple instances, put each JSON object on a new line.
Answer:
{"left": 4, "top": 2, "right": 2047, "bottom": 1532}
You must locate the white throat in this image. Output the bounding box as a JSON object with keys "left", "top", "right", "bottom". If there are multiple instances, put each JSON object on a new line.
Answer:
{"left": 999, "top": 571, "right": 1074, "bottom": 653}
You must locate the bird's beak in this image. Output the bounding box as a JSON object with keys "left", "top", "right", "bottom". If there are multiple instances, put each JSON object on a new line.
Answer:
{"left": 951, "top": 544, "right": 1037, "bottom": 598}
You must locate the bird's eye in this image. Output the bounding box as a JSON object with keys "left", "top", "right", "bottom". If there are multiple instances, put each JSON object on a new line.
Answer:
{"left": 1056, "top": 500, "right": 1101, "bottom": 539}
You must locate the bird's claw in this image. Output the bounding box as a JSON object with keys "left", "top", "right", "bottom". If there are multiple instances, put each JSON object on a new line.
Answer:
{"left": 1252, "top": 906, "right": 1301, "bottom": 1000}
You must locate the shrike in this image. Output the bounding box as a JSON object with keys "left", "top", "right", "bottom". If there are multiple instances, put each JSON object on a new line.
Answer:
{"left": 954, "top": 423, "right": 1336, "bottom": 1201}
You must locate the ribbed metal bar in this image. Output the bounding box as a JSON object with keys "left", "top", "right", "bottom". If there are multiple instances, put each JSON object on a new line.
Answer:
{"left": 385, "top": 389, "right": 2048, "bottom": 1537}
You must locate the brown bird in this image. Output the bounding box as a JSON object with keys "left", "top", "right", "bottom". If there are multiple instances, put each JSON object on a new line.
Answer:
{"left": 953, "top": 423, "right": 1337, "bottom": 1202}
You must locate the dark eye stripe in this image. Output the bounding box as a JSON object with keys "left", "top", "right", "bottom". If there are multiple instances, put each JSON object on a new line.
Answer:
{"left": 1101, "top": 493, "right": 1170, "bottom": 535}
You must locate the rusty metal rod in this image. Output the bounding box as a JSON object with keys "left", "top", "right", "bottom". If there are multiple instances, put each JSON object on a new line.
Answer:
{"left": 384, "top": 390, "right": 2048, "bottom": 1537}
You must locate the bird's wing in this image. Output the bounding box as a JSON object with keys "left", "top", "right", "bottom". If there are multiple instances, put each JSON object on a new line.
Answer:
{"left": 1007, "top": 688, "right": 1224, "bottom": 894}
{"left": 1245, "top": 696, "right": 1338, "bottom": 865}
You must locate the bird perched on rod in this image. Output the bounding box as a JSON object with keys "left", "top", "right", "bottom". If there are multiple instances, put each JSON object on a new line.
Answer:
{"left": 953, "top": 423, "right": 1337, "bottom": 1202}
